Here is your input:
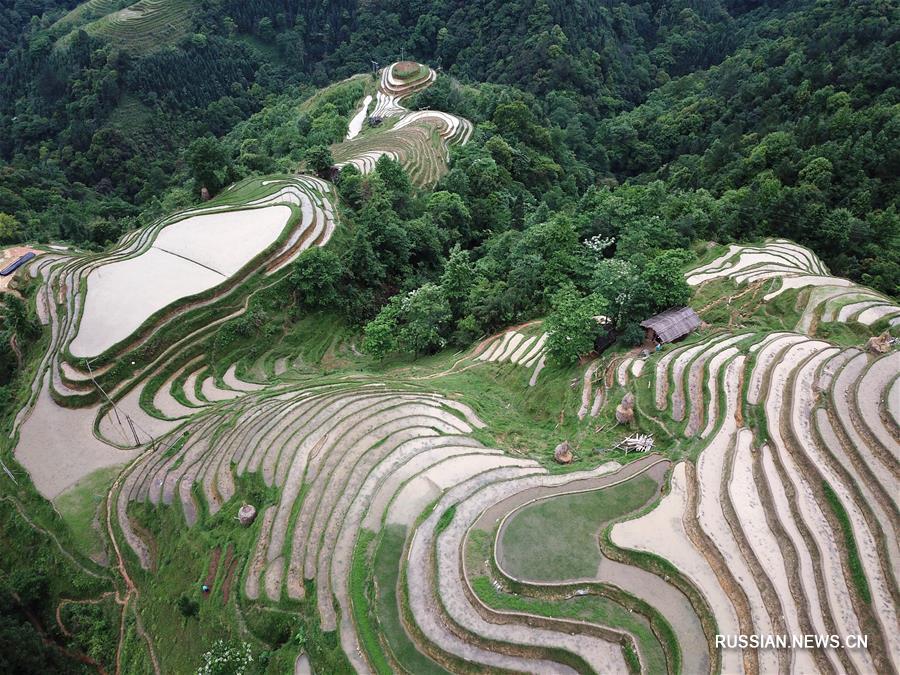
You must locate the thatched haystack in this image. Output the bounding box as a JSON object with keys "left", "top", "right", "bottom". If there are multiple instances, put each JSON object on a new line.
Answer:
{"left": 616, "top": 393, "right": 636, "bottom": 425}
{"left": 554, "top": 441, "right": 573, "bottom": 464}
{"left": 238, "top": 504, "right": 257, "bottom": 526}
{"left": 866, "top": 331, "right": 893, "bottom": 354}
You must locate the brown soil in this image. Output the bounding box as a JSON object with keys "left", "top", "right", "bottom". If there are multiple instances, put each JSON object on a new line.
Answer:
{"left": 220, "top": 544, "right": 234, "bottom": 575}
{"left": 604, "top": 359, "right": 617, "bottom": 389}
{"left": 696, "top": 279, "right": 764, "bottom": 315}
{"left": 734, "top": 365, "right": 745, "bottom": 427}
{"left": 222, "top": 556, "right": 240, "bottom": 604}
{"left": 204, "top": 546, "right": 221, "bottom": 591}
{"left": 127, "top": 515, "right": 158, "bottom": 573}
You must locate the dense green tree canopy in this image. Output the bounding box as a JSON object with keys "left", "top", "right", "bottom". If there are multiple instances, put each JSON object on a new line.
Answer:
{"left": 0, "top": 0, "right": 896, "bottom": 360}
{"left": 545, "top": 284, "right": 608, "bottom": 366}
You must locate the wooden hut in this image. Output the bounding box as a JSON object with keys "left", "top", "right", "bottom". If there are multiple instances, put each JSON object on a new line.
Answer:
{"left": 640, "top": 307, "right": 700, "bottom": 344}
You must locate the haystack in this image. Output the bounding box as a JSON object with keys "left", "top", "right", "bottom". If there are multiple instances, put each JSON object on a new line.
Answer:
{"left": 865, "top": 331, "right": 893, "bottom": 354}
{"left": 554, "top": 441, "right": 573, "bottom": 464}
{"left": 238, "top": 504, "right": 257, "bottom": 526}
{"left": 616, "top": 393, "right": 635, "bottom": 425}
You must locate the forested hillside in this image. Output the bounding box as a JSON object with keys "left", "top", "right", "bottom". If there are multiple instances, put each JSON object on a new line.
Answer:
{"left": 0, "top": 0, "right": 897, "bottom": 293}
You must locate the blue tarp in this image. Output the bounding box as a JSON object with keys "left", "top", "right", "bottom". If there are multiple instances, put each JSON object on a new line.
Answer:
{"left": 0, "top": 252, "right": 36, "bottom": 276}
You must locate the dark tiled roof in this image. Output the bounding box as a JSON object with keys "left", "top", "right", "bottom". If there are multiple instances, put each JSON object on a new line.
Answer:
{"left": 640, "top": 307, "right": 701, "bottom": 343}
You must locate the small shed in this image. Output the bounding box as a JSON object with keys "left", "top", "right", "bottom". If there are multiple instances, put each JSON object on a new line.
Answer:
{"left": 640, "top": 307, "right": 700, "bottom": 344}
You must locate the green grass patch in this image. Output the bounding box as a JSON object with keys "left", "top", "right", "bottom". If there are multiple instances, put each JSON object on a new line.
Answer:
{"left": 53, "top": 464, "right": 122, "bottom": 561}
{"left": 393, "top": 61, "right": 426, "bottom": 80}
{"left": 468, "top": 530, "right": 670, "bottom": 675}
{"left": 162, "top": 431, "right": 190, "bottom": 458}
{"left": 497, "top": 475, "right": 660, "bottom": 581}
{"left": 373, "top": 525, "right": 448, "bottom": 674}
{"left": 350, "top": 529, "right": 392, "bottom": 674}
{"left": 470, "top": 576, "right": 666, "bottom": 674}
{"left": 106, "top": 95, "right": 157, "bottom": 134}
{"left": 434, "top": 504, "right": 455, "bottom": 535}
{"left": 385, "top": 349, "right": 641, "bottom": 468}
{"left": 821, "top": 481, "right": 871, "bottom": 604}
{"left": 814, "top": 320, "right": 878, "bottom": 346}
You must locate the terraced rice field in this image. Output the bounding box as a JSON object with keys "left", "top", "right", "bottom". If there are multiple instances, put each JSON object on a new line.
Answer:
{"left": 474, "top": 324, "right": 549, "bottom": 385}
{"left": 51, "top": 0, "right": 132, "bottom": 33}
{"left": 58, "top": 0, "right": 195, "bottom": 53}
{"left": 689, "top": 239, "right": 900, "bottom": 331}
{"left": 333, "top": 62, "right": 472, "bottom": 187}
{"left": 9, "top": 60, "right": 899, "bottom": 673}
{"left": 14, "top": 173, "right": 342, "bottom": 496}
{"left": 611, "top": 328, "right": 898, "bottom": 673}
{"left": 71, "top": 206, "right": 293, "bottom": 357}
{"left": 18, "top": 228, "right": 900, "bottom": 673}
{"left": 108, "top": 378, "right": 700, "bottom": 672}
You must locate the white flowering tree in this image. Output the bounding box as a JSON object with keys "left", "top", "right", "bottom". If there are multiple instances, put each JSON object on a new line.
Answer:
{"left": 197, "top": 640, "right": 253, "bottom": 675}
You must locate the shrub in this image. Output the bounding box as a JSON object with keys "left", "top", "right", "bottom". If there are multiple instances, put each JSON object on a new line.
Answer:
{"left": 176, "top": 595, "right": 199, "bottom": 618}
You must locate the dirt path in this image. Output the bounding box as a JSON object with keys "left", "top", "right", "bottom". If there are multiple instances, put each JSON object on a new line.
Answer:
{"left": 577, "top": 359, "right": 601, "bottom": 420}
{"left": 18, "top": 594, "right": 109, "bottom": 674}
{"left": 204, "top": 546, "right": 222, "bottom": 589}
{"left": 106, "top": 463, "right": 161, "bottom": 675}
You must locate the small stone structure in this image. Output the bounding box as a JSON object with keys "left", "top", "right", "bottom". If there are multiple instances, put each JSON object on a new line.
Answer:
{"left": 238, "top": 504, "right": 257, "bottom": 526}
{"left": 553, "top": 441, "right": 573, "bottom": 464}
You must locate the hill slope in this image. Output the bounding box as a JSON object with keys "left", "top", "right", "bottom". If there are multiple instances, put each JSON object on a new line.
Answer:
{"left": 2, "top": 64, "right": 897, "bottom": 672}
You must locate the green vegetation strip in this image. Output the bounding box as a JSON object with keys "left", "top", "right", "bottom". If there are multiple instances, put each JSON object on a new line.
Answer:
{"left": 821, "top": 481, "right": 871, "bottom": 604}
{"left": 349, "top": 529, "right": 393, "bottom": 674}
{"left": 373, "top": 525, "right": 448, "bottom": 674}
